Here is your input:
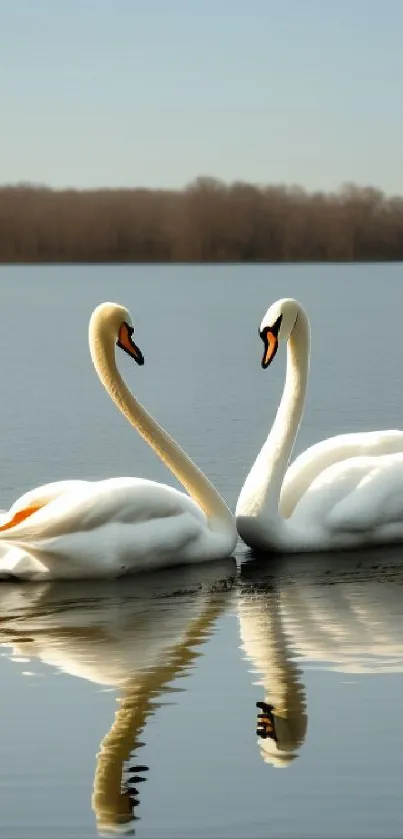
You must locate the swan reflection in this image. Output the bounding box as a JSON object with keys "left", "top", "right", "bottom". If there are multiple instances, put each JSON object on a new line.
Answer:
{"left": 238, "top": 546, "right": 403, "bottom": 766}
{"left": 237, "top": 582, "right": 307, "bottom": 768}
{"left": 276, "top": 547, "right": 403, "bottom": 674}
{"left": 0, "top": 558, "right": 236, "bottom": 835}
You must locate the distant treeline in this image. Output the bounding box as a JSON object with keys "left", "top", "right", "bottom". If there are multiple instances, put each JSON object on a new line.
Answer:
{"left": 1, "top": 178, "right": 403, "bottom": 263}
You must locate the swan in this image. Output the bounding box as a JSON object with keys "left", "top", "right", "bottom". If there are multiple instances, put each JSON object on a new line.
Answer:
{"left": 236, "top": 297, "right": 403, "bottom": 553}
{"left": 0, "top": 301, "right": 236, "bottom": 579}
{"left": 0, "top": 560, "right": 235, "bottom": 834}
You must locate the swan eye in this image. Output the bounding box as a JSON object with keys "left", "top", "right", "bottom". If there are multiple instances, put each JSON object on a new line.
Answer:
{"left": 260, "top": 315, "right": 282, "bottom": 369}
{"left": 117, "top": 322, "right": 145, "bottom": 365}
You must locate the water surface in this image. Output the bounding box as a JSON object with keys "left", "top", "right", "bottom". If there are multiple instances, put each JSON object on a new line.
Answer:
{"left": 0, "top": 264, "right": 402, "bottom": 837}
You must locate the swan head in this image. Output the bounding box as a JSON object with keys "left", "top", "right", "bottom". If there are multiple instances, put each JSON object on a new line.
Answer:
{"left": 90, "top": 302, "right": 144, "bottom": 365}
{"left": 259, "top": 298, "right": 299, "bottom": 368}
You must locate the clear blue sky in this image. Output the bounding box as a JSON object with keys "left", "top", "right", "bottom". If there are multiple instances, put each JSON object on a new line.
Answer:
{"left": 1, "top": 0, "right": 402, "bottom": 193}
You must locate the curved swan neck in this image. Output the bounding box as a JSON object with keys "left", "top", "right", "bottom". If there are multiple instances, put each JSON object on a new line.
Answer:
{"left": 237, "top": 306, "right": 310, "bottom": 527}
{"left": 89, "top": 307, "right": 234, "bottom": 531}
{"left": 266, "top": 307, "right": 310, "bottom": 503}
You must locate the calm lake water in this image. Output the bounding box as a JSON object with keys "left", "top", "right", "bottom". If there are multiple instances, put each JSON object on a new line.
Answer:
{"left": 0, "top": 263, "right": 402, "bottom": 838}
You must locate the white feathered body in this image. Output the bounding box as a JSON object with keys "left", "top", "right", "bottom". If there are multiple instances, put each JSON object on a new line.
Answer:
{"left": 0, "top": 478, "right": 230, "bottom": 580}
{"left": 236, "top": 296, "right": 403, "bottom": 554}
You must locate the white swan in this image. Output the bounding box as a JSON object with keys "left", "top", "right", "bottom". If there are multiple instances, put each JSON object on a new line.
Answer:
{"left": 0, "top": 560, "right": 235, "bottom": 834}
{"left": 236, "top": 297, "right": 403, "bottom": 553}
{"left": 0, "top": 302, "right": 236, "bottom": 579}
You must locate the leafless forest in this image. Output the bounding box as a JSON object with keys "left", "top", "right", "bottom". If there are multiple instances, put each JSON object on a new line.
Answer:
{"left": 1, "top": 178, "right": 403, "bottom": 262}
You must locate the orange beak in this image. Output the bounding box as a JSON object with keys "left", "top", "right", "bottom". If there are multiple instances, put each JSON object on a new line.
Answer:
{"left": 260, "top": 327, "right": 279, "bottom": 368}
{"left": 260, "top": 314, "right": 283, "bottom": 368}
{"left": 117, "top": 322, "right": 144, "bottom": 365}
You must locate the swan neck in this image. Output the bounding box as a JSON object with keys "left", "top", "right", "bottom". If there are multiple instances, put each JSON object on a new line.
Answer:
{"left": 237, "top": 307, "right": 309, "bottom": 528}
{"left": 89, "top": 312, "right": 234, "bottom": 531}
{"left": 268, "top": 309, "right": 310, "bottom": 502}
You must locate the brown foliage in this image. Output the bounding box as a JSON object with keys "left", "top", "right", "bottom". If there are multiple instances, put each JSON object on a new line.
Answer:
{"left": 0, "top": 178, "right": 402, "bottom": 262}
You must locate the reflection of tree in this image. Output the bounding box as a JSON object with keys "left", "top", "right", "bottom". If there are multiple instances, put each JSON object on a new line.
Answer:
{"left": 237, "top": 584, "right": 307, "bottom": 768}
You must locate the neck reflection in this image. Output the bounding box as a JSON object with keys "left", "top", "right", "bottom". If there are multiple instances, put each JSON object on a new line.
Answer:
{"left": 237, "top": 576, "right": 307, "bottom": 768}
{"left": 0, "top": 560, "right": 236, "bottom": 835}
{"left": 239, "top": 546, "right": 403, "bottom": 769}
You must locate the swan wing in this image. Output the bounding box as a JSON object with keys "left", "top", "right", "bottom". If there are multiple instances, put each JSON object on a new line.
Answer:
{"left": 0, "top": 478, "right": 211, "bottom": 578}
{"left": 291, "top": 452, "right": 403, "bottom": 543}
{"left": 280, "top": 430, "right": 403, "bottom": 518}
{"left": 7, "top": 480, "right": 91, "bottom": 516}
{"left": 0, "top": 477, "right": 206, "bottom": 543}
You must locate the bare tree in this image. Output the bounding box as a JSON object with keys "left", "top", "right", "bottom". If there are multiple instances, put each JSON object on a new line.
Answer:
{"left": 0, "top": 179, "right": 402, "bottom": 262}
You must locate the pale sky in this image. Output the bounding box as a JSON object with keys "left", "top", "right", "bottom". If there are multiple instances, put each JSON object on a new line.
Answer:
{"left": 1, "top": 0, "right": 402, "bottom": 193}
